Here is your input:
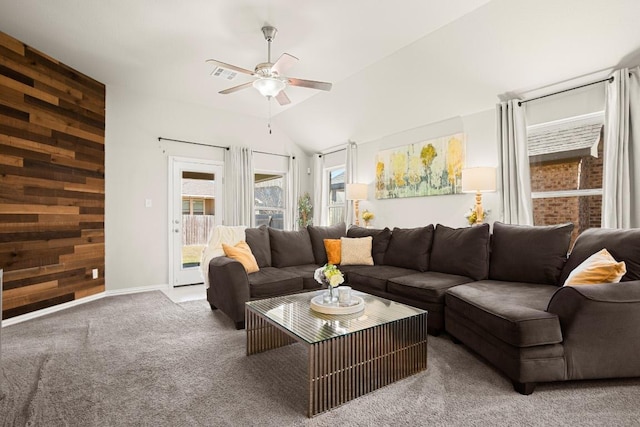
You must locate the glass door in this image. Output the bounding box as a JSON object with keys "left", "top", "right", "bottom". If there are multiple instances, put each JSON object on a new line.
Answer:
{"left": 169, "top": 157, "right": 223, "bottom": 286}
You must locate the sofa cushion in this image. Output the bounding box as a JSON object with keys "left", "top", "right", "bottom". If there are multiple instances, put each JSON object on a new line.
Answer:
{"left": 248, "top": 267, "right": 303, "bottom": 298}
{"left": 280, "top": 264, "right": 322, "bottom": 289}
{"left": 340, "top": 236, "right": 374, "bottom": 266}
{"left": 269, "top": 228, "right": 316, "bottom": 268}
{"left": 387, "top": 272, "right": 475, "bottom": 304}
{"left": 430, "top": 223, "right": 490, "bottom": 280}
{"left": 336, "top": 264, "right": 369, "bottom": 278}
{"left": 348, "top": 265, "right": 418, "bottom": 293}
{"left": 245, "top": 225, "right": 271, "bottom": 267}
{"left": 559, "top": 227, "right": 640, "bottom": 284}
{"left": 445, "top": 280, "right": 563, "bottom": 347}
{"left": 307, "top": 222, "right": 346, "bottom": 265}
{"left": 384, "top": 225, "right": 434, "bottom": 272}
{"left": 563, "top": 248, "right": 627, "bottom": 286}
{"left": 489, "top": 222, "right": 573, "bottom": 285}
{"left": 347, "top": 226, "right": 391, "bottom": 265}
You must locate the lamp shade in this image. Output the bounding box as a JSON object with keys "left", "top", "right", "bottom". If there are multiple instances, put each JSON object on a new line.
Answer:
{"left": 345, "top": 183, "right": 368, "bottom": 200}
{"left": 462, "top": 167, "right": 496, "bottom": 193}
{"left": 252, "top": 77, "right": 285, "bottom": 97}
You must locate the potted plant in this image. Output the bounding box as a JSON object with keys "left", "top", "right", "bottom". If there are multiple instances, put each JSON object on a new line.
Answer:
{"left": 298, "top": 192, "right": 313, "bottom": 228}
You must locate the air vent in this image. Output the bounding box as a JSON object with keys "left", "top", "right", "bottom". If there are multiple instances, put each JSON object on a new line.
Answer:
{"left": 210, "top": 66, "right": 238, "bottom": 80}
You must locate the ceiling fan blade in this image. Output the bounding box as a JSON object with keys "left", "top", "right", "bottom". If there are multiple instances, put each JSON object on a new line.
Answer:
{"left": 271, "top": 53, "right": 298, "bottom": 76}
{"left": 275, "top": 91, "right": 291, "bottom": 106}
{"left": 206, "top": 59, "right": 255, "bottom": 76}
{"left": 287, "top": 77, "right": 332, "bottom": 91}
{"left": 219, "top": 81, "right": 254, "bottom": 94}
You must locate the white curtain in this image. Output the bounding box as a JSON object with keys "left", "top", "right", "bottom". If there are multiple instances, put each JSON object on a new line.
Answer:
{"left": 286, "top": 155, "right": 300, "bottom": 230}
{"left": 224, "top": 146, "right": 254, "bottom": 226}
{"left": 496, "top": 100, "right": 533, "bottom": 225}
{"left": 312, "top": 154, "right": 323, "bottom": 226}
{"left": 345, "top": 141, "right": 357, "bottom": 227}
{"left": 602, "top": 66, "right": 640, "bottom": 228}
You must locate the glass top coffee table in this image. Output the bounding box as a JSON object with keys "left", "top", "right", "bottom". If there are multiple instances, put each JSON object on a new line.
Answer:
{"left": 245, "top": 290, "right": 428, "bottom": 417}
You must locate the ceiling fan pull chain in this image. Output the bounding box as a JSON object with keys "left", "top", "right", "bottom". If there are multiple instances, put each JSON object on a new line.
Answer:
{"left": 268, "top": 98, "right": 272, "bottom": 134}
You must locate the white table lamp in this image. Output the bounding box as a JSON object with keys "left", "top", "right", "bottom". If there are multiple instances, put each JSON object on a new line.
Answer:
{"left": 345, "top": 183, "right": 368, "bottom": 226}
{"left": 462, "top": 167, "right": 496, "bottom": 224}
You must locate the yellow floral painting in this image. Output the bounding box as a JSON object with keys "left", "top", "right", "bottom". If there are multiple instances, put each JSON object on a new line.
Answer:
{"left": 375, "top": 133, "right": 465, "bottom": 199}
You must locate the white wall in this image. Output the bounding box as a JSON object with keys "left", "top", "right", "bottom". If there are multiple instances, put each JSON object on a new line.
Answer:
{"left": 526, "top": 83, "right": 606, "bottom": 125}
{"left": 354, "top": 109, "right": 498, "bottom": 229}
{"left": 105, "top": 85, "right": 309, "bottom": 290}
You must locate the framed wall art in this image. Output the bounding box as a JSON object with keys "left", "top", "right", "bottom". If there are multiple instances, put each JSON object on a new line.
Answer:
{"left": 375, "top": 133, "right": 465, "bottom": 199}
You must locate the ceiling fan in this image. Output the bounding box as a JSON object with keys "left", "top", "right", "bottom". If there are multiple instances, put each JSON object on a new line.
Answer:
{"left": 206, "top": 25, "right": 332, "bottom": 106}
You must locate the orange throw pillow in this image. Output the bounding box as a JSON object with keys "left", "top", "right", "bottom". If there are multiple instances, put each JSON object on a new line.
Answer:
{"left": 222, "top": 241, "right": 259, "bottom": 274}
{"left": 563, "top": 248, "right": 626, "bottom": 286}
{"left": 323, "top": 239, "right": 342, "bottom": 265}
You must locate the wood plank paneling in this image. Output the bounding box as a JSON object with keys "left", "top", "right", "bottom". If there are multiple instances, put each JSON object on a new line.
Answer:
{"left": 0, "top": 31, "right": 105, "bottom": 319}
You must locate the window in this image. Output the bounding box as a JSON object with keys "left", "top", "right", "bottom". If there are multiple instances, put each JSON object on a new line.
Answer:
{"left": 326, "top": 167, "right": 345, "bottom": 225}
{"left": 181, "top": 198, "right": 208, "bottom": 215}
{"left": 254, "top": 173, "right": 285, "bottom": 229}
{"left": 528, "top": 115, "right": 603, "bottom": 245}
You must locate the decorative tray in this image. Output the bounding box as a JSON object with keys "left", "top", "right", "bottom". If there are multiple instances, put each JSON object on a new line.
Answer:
{"left": 310, "top": 294, "right": 365, "bottom": 315}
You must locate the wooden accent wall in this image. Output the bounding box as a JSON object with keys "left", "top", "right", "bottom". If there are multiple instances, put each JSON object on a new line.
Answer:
{"left": 0, "top": 31, "right": 105, "bottom": 319}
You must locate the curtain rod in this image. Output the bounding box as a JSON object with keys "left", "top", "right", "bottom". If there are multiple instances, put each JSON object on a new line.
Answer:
{"left": 158, "top": 137, "right": 229, "bottom": 150}
{"left": 253, "top": 150, "right": 293, "bottom": 159}
{"left": 158, "top": 137, "right": 293, "bottom": 158}
{"left": 317, "top": 146, "right": 350, "bottom": 158}
{"left": 318, "top": 148, "right": 343, "bottom": 158}
{"left": 518, "top": 76, "right": 614, "bottom": 107}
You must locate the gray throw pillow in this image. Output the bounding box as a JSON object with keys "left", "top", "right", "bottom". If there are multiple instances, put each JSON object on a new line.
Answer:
{"left": 245, "top": 225, "right": 271, "bottom": 267}
{"left": 347, "top": 226, "right": 392, "bottom": 265}
{"left": 559, "top": 227, "right": 640, "bottom": 284}
{"left": 489, "top": 222, "right": 574, "bottom": 285}
{"left": 430, "top": 223, "right": 490, "bottom": 280}
{"left": 384, "top": 225, "right": 434, "bottom": 272}
{"left": 307, "top": 222, "right": 346, "bottom": 265}
{"left": 268, "top": 228, "right": 316, "bottom": 268}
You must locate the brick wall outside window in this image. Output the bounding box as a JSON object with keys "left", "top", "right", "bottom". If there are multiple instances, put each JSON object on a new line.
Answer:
{"left": 530, "top": 137, "right": 603, "bottom": 247}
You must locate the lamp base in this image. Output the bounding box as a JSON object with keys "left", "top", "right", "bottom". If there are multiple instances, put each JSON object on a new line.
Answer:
{"left": 354, "top": 200, "right": 360, "bottom": 226}
{"left": 474, "top": 191, "right": 484, "bottom": 224}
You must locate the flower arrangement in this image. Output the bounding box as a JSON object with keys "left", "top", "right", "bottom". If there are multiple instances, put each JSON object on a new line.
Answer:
{"left": 314, "top": 263, "right": 345, "bottom": 287}
{"left": 465, "top": 206, "right": 491, "bottom": 225}
{"left": 314, "top": 263, "right": 345, "bottom": 302}
{"left": 362, "top": 210, "right": 374, "bottom": 226}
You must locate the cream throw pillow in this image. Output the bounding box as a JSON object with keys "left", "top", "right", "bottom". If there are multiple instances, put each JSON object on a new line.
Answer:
{"left": 340, "top": 236, "right": 374, "bottom": 266}
{"left": 563, "top": 248, "right": 626, "bottom": 286}
{"left": 222, "top": 241, "right": 260, "bottom": 274}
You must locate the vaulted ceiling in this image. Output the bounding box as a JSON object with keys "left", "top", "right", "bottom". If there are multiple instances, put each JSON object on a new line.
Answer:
{"left": 2, "top": 0, "right": 639, "bottom": 153}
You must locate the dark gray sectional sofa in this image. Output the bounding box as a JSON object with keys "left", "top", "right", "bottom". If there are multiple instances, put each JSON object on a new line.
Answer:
{"left": 206, "top": 222, "right": 640, "bottom": 395}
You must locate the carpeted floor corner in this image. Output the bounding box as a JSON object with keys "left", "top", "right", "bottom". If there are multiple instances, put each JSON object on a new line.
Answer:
{"left": 1, "top": 291, "right": 639, "bottom": 426}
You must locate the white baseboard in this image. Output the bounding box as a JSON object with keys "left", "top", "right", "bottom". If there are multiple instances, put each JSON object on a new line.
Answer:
{"left": 2, "top": 284, "right": 170, "bottom": 327}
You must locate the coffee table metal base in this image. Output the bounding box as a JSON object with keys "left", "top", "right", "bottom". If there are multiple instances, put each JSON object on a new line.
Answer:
{"left": 246, "top": 307, "right": 428, "bottom": 417}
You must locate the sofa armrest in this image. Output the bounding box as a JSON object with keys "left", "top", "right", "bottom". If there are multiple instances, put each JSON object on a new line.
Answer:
{"left": 546, "top": 281, "right": 640, "bottom": 380}
{"left": 207, "top": 256, "right": 251, "bottom": 325}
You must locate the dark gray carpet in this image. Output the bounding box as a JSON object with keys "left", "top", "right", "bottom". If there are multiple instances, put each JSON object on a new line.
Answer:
{"left": 1, "top": 291, "right": 639, "bottom": 426}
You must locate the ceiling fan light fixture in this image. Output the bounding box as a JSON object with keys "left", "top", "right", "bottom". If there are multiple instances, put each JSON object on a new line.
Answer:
{"left": 253, "top": 77, "right": 285, "bottom": 98}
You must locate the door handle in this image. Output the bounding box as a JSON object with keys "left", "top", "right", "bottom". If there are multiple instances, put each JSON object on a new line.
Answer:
{"left": 174, "top": 229, "right": 180, "bottom": 233}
